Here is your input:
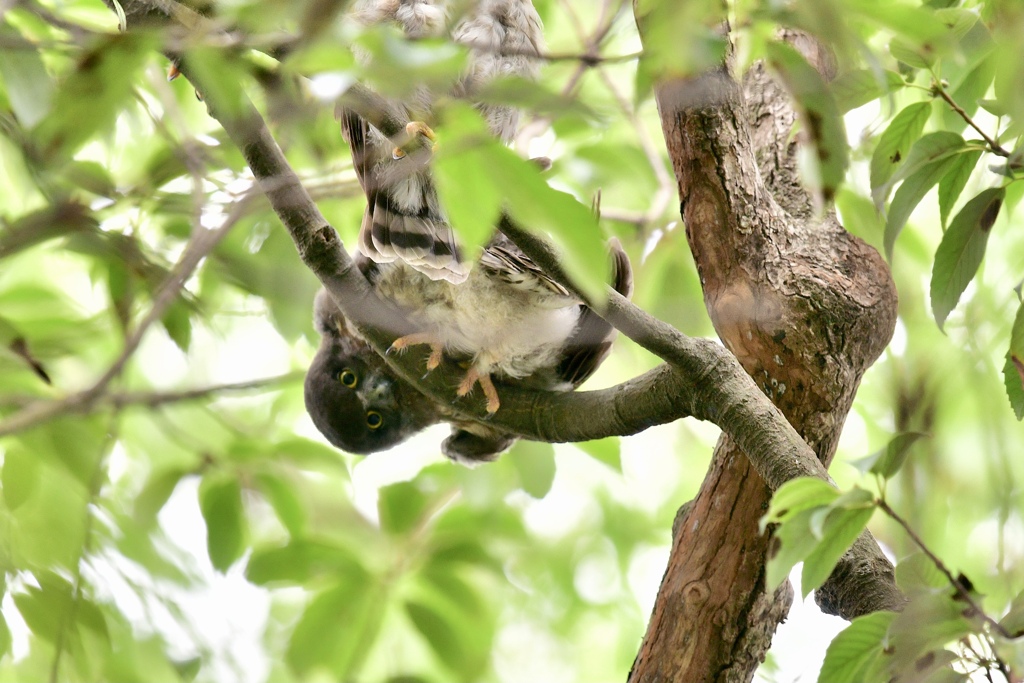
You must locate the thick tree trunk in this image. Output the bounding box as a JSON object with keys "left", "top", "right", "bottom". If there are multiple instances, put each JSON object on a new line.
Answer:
{"left": 628, "top": 39, "right": 899, "bottom": 683}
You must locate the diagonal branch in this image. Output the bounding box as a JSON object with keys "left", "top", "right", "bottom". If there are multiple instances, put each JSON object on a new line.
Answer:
{"left": 99, "top": 0, "right": 904, "bottom": 624}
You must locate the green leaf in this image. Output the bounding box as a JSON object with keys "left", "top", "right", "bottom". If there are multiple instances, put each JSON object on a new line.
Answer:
{"left": 2, "top": 446, "right": 39, "bottom": 510}
{"left": 831, "top": 69, "right": 905, "bottom": 113}
{"left": 273, "top": 438, "right": 349, "bottom": 475}
{"left": 633, "top": 1, "right": 727, "bottom": 101}
{"left": 835, "top": 188, "right": 884, "bottom": 243}
{"left": 246, "top": 540, "right": 367, "bottom": 586}
{"left": 62, "top": 160, "right": 117, "bottom": 198}
{"left": 576, "top": 438, "right": 621, "bottom": 472}
{"left": 766, "top": 508, "right": 822, "bottom": 591}
{"left": 764, "top": 482, "right": 876, "bottom": 593}
{"left": 282, "top": 40, "right": 357, "bottom": 76}
{"left": 161, "top": 298, "right": 192, "bottom": 352}
{"left": 198, "top": 474, "right": 247, "bottom": 572}
{"left": 253, "top": 471, "right": 307, "bottom": 536}
{"left": 853, "top": 432, "right": 928, "bottom": 479}
{"left": 141, "top": 145, "right": 192, "bottom": 190}
{"left": 888, "top": 590, "right": 977, "bottom": 671}
{"left": 489, "top": 152, "right": 608, "bottom": 302}
{"left": 0, "top": 201, "right": 99, "bottom": 261}
{"left": 933, "top": 7, "right": 978, "bottom": 42}
{"left": 134, "top": 469, "right": 186, "bottom": 525}
{"left": 432, "top": 100, "right": 610, "bottom": 299}
{"left": 181, "top": 46, "right": 252, "bottom": 123}
{"left": 433, "top": 107, "right": 503, "bottom": 259}
{"left": 12, "top": 572, "right": 107, "bottom": 645}
{"left": 895, "top": 552, "right": 950, "bottom": 593}
{"left": 0, "top": 613, "right": 11, "bottom": 659}
{"left": 942, "top": 54, "right": 996, "bottom": 134}
{"left": 883, "top": 152, "right": 962, "bottom": 260}
{"left": 0, "top": 23, "right": 55, "bottom": 128}
{"left": 850, "top": 1, "right": 948, "bottom": 44}
{"left": 978, "top": 99, "right": 1008, "bottom": 117}
{"left": 762, "top": 477, "right": 839, "bottom": 532}
{"left": 889, "top": 38, "right": 935, "bottom": 69}
{"left": 13, "top": 575, "right": 71, "bottom": 643}
{"left": 356, "top": 25, "right": 466, "bottom": 99}
{"left": 476, "top": 76, "right": 597, "bottom": 122}
{"left": 888, "top": 132, "right": 967, "bottom": 188}
{"left": 937, "top": 150, "right": 982, "bottom": 228}
{"left": 18, "top": 417, "right": 106, "bottom": 488}
{"left": 766, "top": 41, "right": 849, "bottom": 201}
{"left": 509, "top": 440, "right": 556, "bottom": 499}
{"left": 905, "top": 652, "right": 968, "bottom": 683}
{"left": 868, "top": 433, "right": 925, "bottom": 479}
{"left": 32, "top": 33, "right": 152, "bottom": 163}
{"left": 286, "top": 580, "right": 382, "bottom": 679}
{"left": 818, "top": 611, "right": 897, "bottom": 683}
{"left": 418, "top": 563, "right": 490, "bottom": 623}
{"left": 1000, "top": 588, "right": 1024, "bottom": 637}
{"left": 870, "top": 101, "right": 933, "bottom": 198}
{"left": 801, "top": 496, "right": 875, "bottom": 596}
{"left": 930, "top": 187, "right": 1004, "bottom": 329}
{"left": 378, "top": 481, "right": 429, "bottom": 535}
{"left": 1004, "top": 299, "right": 1024, "bottom": 420}
{"left": 427, "top": 537, "right": 498, "bottom": 572}
{"left": 405, "top": 599, "right": 467, "bottom": 673}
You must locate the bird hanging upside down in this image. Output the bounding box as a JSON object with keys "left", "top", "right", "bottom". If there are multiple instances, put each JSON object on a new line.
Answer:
{"left": 304, "top": 0, "right": 633, "bottom": 463}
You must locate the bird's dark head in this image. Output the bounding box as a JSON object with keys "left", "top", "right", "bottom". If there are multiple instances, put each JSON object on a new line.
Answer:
{"left": 304, "top": 290, "right": 440, "bottom": 455}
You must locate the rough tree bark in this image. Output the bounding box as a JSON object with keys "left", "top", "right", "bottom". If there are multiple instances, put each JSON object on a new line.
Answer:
{"left": 628, "top": 25, "right": 900, "bottom": 683}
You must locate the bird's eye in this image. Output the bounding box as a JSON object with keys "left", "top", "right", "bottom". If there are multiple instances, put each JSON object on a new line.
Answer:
{"left": 366, "top": 411, "right": 383, "bottom": 430}
{"left": 339, "top": 368, "right": 358, "bottom": 388}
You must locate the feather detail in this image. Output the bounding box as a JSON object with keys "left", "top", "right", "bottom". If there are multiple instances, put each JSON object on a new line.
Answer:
{"left": 555, "top": 238, "right": 634, "bottom": 387}
{"left": 478, "top": 244, "right": 571, "bottom": 299}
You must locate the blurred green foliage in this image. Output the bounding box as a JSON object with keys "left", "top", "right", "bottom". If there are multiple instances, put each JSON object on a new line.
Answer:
{"left": 0, "top": 0, "right": 1021, "bottom": 681}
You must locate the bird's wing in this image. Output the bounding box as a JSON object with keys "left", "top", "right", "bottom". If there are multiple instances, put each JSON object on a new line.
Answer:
{"left": 555, "top": 239, "right": 633, "bottom": 387}
{"left": 478, "top": 229, "right": 572, "bottom": 299}
{"left": 339, "top": 106, "right": 374, "bottom": 194}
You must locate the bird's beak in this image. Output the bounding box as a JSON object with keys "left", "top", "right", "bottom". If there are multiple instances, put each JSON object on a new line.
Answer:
{"left": 359, "top": 373, "right": 395, "bottom": 408}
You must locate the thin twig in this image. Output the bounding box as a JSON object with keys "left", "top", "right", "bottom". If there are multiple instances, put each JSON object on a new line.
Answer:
{"left": 877, "top": 498, "right": 1012, "bottom": 639}
{"left": 586, "top": 41, "right": 672, "bottom": 230}
{"left": 105, "top": 372, "right": 303, "bottom": 409}
{"left": 20, "top": 0, "right": 97, "bottom": 43}
{"left": 516, "top": 0, "right": 625, "bottom": 153}
{"left": 932, "top": 81, "right": 1010, "bottom": 158}
{"left": 0, "top": 190, "right": 258, "bottom": 438}
{"left": 555, "top": 0, "right": 674, "bottom": 229}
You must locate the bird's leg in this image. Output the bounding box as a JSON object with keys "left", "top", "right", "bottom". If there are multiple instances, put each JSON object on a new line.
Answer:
{"left": 388, "top": 332, "right": 444, "bottom": 372}
{"left": 392, "top": 121, "right": 438, "bottom": 160}
{"left": 456, "top": 366, "right": 500, "bottom": 414}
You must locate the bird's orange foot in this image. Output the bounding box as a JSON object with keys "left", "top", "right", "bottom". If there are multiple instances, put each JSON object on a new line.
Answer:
{"left": 456, "top": 366, "right": 500, "bottom": 414}
{"left": 388, "top": 333, "right": 444, "bottom": 372}
{"left": 392, "top": 121, "right": 438, "bottom": 160}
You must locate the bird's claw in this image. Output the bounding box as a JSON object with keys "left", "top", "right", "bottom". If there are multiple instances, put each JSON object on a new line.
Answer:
{"left": 392, "top": 121, "right": 438, "bottom": 160}
{"left": 456, "top": 367, "right": 500, "bottom": 414}
{"left": 388, "top": 333, "right": 444, "bottom": 372}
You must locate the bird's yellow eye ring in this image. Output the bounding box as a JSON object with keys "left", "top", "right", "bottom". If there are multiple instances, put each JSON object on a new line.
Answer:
{"left": 366, "top": 411, "right": 383, "bottom": 430}
{"left": 339, "top": 368, "right": 358, "bottom": 388}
